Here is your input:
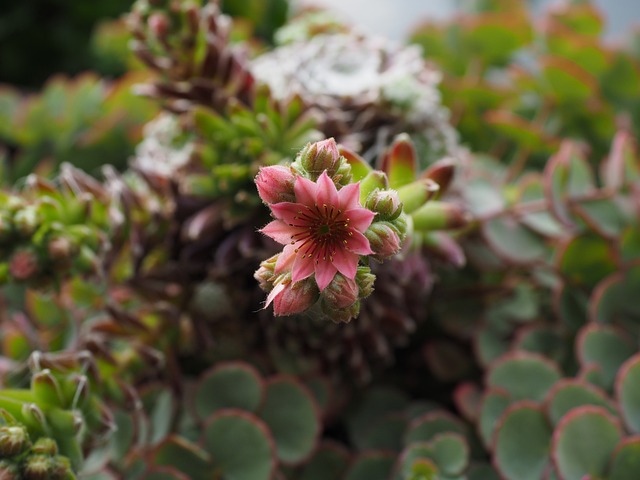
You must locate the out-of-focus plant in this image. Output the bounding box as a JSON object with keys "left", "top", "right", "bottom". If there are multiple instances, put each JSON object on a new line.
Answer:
{"left": 0, "top": 0, "right": 639, "bottom": 479}
{"left": 0, "top": 73, "right": 158, "bottom": 182}
{"left": 410, "top": 0, "right": 640, "bottom": 173}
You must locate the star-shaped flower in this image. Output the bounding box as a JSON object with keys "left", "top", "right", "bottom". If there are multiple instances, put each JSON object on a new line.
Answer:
{"left": 261, "top": 170, "right": 375, "bottom": 291}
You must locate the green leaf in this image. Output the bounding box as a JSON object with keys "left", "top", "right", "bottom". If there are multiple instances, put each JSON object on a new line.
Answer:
{"left": 551, "top": 406, "right": 622, "bottom": 480}
{"left": 404, "top": 411, "right": 467, "bottom": 447}
{"left": 467, "top": 463, "right": 501, "bottom": 480}
{"left": 609, "top": 437, "right": 640, "bottom": 480}
{"left": 576, "top": 324, "right": 635, "bottom": 391}
{"left": 487, "top": 352, "right": 562, "bottom": 401}
{"left": 344, "top": 452, "right": 395, "bottom": 480}
{"left": 482, "top": 215, "right": 548, "bottom": 264}
{"left": 478, "top": 388, "right": 512, "bottom": 448}
{"left": 616, "top": 354, "right": 640, "bottom": 434}
{"left": 142, "top": 467, "right": 191, "bottom": 480}
{"left": 380, "top": 134, "right": 418, "bottom": 189}
{"left": 258, "top": 377, "right": 320, "bottom": 464}
{"left": 494, "top": 402, "right": 552, "bottom": 480}
{"left": 427, "top": 433, "right": 470, "bottom": 477}
{"left": 151, "top": 436, "right": 211, "bottom": 479}
{"left": 544, "top": 379, "right": 616, "bottom": 425}
{"left": 347, "top": 387, "right": 409, "bottom": 446}
{"left": 193, "top": 362, "right": 263, "bottom": 420}
{"left": 202, "top": 410, "right": 275, "bottom": 480}
{"left": 542, "top": 56, "right": 597, "bottom": 102}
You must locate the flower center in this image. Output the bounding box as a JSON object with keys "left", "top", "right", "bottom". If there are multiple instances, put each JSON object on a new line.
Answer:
{"left": 289, "top": 204, "right": 351, "bottom": 262}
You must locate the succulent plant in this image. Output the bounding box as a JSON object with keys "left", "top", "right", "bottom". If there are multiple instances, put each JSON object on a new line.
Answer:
{"left": 0, "top": 0, "right": 639, "bottom": 479}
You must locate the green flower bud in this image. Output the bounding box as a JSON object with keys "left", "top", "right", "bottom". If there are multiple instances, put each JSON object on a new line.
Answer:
{"left": 0, "top": 461, "right": 19, "bottom": 480}
{"left": 355, "top": 266, "right": 375, "bottom": 298}
{"left": 31, "top": 438, "right": 58, "bottom": 456}
{"left": 298, "top": 139, "right": 342, "bottom": 180}
{"left": 0, "top": 426, "right": 30, "bottom": 457}
{"left": 365, "top": 222, "right": 402, "bottom": 260}
{"left": 365, "top": 189, "right": 402, "bottom": 220}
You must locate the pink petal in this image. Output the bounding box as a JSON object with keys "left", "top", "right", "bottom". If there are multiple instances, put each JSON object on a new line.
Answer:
{"left": 337, "top": 183, "right": 361, "bottom": 211}
{"left": 314, "top": 261, "right": 338, "bottom": 291}
{"left": 292, "top": 254, "right": 315, "bottom": 283}
{"left": 294, "top": 175, "right": 317, "bottom": 207}
{"left": 315, "top": 171, "right": 340, "bottom": 208}
{"left": 270, "top": 202, "right": 309, "bottom": 225}
{"left": 344, "top": 208, "right": 376, "bottom": 232}
{"left": 275, "top": 244, "right": 297, "bottom": 274}
{"left": 331, "top": 248, "right": 358, "bottom": 279}
{"left": 346, "top": 229, "right": 374, "bottom": 255}
{"left": 265, "top": 282, "right": 285, "bottom": 308}
{"left": 261, "top": 220, "right": 299, "bottom": 245}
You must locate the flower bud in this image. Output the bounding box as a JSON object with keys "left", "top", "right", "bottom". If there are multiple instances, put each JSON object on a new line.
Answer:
{"left": 365, "top": 189, "right": 402, "bottom": 220}
{"left": 22, "top": 454, "right": 50, "bottom": 480}
{"left": 298, "top": 138, "right": 341, "bottom": 179}
{"left": 47, "top": 236, "right": 75, "bottom": 263}
{"left": 321, "top": 274, "right": 359, "bottom": 310}
{"left": 0, "top": 461, "right": 18, "bottom": 480}
{"left": 356, "top": 266, "right": 376, "bottom": 298}
{"left": 365, "top": 222, "right": 402, "bottom": 259}
{"left": 0, "top": 426, "right": 30, "bottom": 457}
{"left": 255, "top": 166, "right": 296, "bottom": 204}
{"left": 254, "top": 254, "right": 278, "bottom": 290}
{"left": 359, "top": 171, "right": 388, "bottom": 203}
{"left": 267, "top": 278, "right": 319, "bottom": 316}
{"left": 30, "top": 438, "right": 58, "bottom": 456}
{"left": 9, "top": 249, "right": 39, "bottom": 281}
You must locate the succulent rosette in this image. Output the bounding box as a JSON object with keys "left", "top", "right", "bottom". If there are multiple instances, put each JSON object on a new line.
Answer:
{"left": 254, "top": 138, "right": 407, "bottom": 321}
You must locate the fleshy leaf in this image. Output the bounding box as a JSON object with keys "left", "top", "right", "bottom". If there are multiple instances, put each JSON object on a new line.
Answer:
{"left": 544, "top": 379, "right": 616, "bottom": 425}
{"left": 487, "top": 352, "right": 562, "bottom": 401}
{"left": 202, "top": 410, "right": 276, "bottom": 480}
{"left": 616, "top": 354, "right": 640, "bottom": 434}
{"left": 493, "top": 402, "right": 552, "bottom": 480}
{"left": 551, "top": 406, "right": 623, "bottom": 480}
{"left": 193, "top": 362, "right": 263, "bottom": 420}
{"left": 259, "top": 376, "right": 320, "bottom": 464}
{"left": 576, "top": 324, "right": 635, "bottom": 391}
{"left": 344, "top": 452, "right": 395, "bottom": 480}
{"left": 608, "top": 436, "right": 640, "bottom": 480}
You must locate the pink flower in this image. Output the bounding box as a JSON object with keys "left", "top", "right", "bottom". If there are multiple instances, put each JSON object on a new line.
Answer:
{"left": 261, "top": 171, "right": 375, "bottom": 291}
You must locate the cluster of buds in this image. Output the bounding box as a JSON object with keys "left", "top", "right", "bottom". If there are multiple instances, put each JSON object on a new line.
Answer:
{"left": 0, "top": 176, "right": 105, "bottom": 289}
{"left": 254, "top": 138, "right": 407, "bottom": 322}
{"left": 0, "top": 351, "right": 115, "bottom": 473}
{"left": 0, "top": 427, "right": 76, "bottom": 480}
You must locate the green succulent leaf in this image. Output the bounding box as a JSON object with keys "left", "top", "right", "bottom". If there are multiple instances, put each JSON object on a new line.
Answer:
{"left": 616, "top": 354, "right": 640, "bottom": 434}
{"left": 608, "top": 436, "right": 640, "bottom": 480}
{"left": 576, "top": 324, "right": 636, "bottom": 391}
{"left": 493, "top": 402, "right": 552, "bottom": 480}
{"left": 487, "top": 352, "right": 562, "bottom": 402}
{"left": 344, "top": 452, "right": 395, "bottom": 480}
{"left": 551, "top": 406, "right": 623, "bottom": 480}
{"left": 202, "top": 410, "right": 276, "bottom": 480}
{"left": 193, "top": 362, "right": 264, "bottom": 421}
{"left": 258, "top": 376, "right": 320, "bottom": 465}
{"left": 151, "top": 436, "right": 211, "bottom": 479}
{"left": 544, "top": 379, "right": 617, "bottom": 425}
{"left": 404, "top": 411, "right": 467, "bottom": 447}
{"left": 478, "top": 388, "right": 512, "bottom": 448}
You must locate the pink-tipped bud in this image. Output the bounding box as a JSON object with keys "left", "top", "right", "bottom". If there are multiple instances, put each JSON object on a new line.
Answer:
{"left": 0, "top": 426, "right": 30, "bottom": 457}
{"left": 365, "top": 222, "right": 402, "bottom": 259}
{"left": 148, "top": 12, "right": 170, "bottom": 38}
{"left": 322, "top": 274, "right": 359, "bottom": 310}
{"left": 299, "top": 138, "right": 341, "bottom": 178}
{"left": 9, "top": 250, "right": 39, "bottom": 281}
{"left": 365, "top": 189, "right": 402, "bottom": 220}
{"left": 266, "top": 278, "right": 319, "bottom": 316}
{"left": 255, "top": 166, "right": 296, "bottom": 205}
